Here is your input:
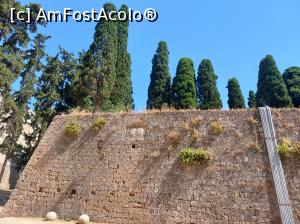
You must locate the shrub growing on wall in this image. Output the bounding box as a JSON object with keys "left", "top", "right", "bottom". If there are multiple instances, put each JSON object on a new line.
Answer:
{"left": 91, "top": 117, "right": 106, "bottom": 131}
{"left": 65, "top": 121, "right": 81, "bottom": 138}
{"left": 166, "top": 131, "right": 180, "bottom": 146}
{"left": 211, "top": 121, "right": 224, "bottom": 135}
{"left": 179, "top": 147, "right": 209, "bottom": 165}
{"left": 277, "top": 138, "right": 293, "bottom": 157}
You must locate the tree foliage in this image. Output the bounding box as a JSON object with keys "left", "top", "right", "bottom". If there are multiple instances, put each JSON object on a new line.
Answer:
{"left": 283, "top": 67, "right": 300, "bottom": 107}
{"left": 227, "top": 78, "right": 245, "bottom": 109}
{"left": 88, "top": 3, "right": 118, "bottom": 111}
{"left": 18, "top": 49, "right": 78, "bottom": 168}
{"left": 110, "top": 5, "right": 133, "bottom": 111}
{"left": 171, "top": 58, "right": 197, "bottom": 109}
{"left": 147, "top": 41, "right": 171, "bottom": 109}
{"left": 248, "top": 90, "right": 256, "bottom": 108}
{"left": 196, "top": 59, "right": 222, "bottom": 109}
{"left": 0, "top": 0, "right": 46, "bottom": 164}
{"left": 256, "top": 55, "right": 292, "bottom": 108}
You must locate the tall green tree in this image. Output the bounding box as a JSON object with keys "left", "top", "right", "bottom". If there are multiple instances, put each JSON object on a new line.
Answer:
{"left": 283, "top": 67, "right": 300, "bottom": 107}
{"left": 248, "top": 90, "right": 256, "bottom": 108}
{"left": 171, "top": 58, "right": 197, "bottom": 109}
{"left": 147, "top": 41, "right": 171, "bottom": 109}
{"left": 0, "top": 0, "right": 46, "bottom": 175}
{"left": 73, "top": 50, "right": 96, "bottom": 110}
{"left": 110, "top": 5, "right": 133, "bottom": 111}
{"left": 56, "top": 48, "right": 78, "bottom": 113}
{"left": 227, "top": 78, "right": 245, "bottom": 109}
{"left": 88, "top": 2, "right": 118, "bottom": 112}
{"left": 256, "top": 55, "right": 292, "bottom": 107}
{"left": 16, "top": 34, "right": 49, "bottom": 117}
{"left": 197, "top": 59, "right": 222, "bottom": 109}
{"left": 18, "top": 54, "right": 64, "bottom": 168}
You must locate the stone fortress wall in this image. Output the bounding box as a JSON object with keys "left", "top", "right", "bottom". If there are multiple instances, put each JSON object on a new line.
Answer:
{"left": 1, "top": 109, "right": 300, "bottom": 223}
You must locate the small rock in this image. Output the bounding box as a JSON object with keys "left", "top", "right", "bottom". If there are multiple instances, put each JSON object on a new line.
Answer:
{"left": 78, "top": 214, "right": 90, "bottom": 224}
{"left": 190, "top": 201, "right": 197, "bottom": 207}
{"left": 45, "top": 211, "right": 57, "bottom": 221}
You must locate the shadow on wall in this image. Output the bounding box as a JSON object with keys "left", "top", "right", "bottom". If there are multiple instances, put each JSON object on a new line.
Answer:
{"left": 0, "top": 190, "right": 11, "bottom": 207}
{"left": 0, "top": 154, "right": 19, "bottom": 190}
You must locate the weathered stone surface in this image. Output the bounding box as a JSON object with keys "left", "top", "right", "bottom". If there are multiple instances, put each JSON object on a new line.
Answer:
{"left": 272, "top": 108, "right": 300, "bottom": 224}
{"left": 3, "top": 109, "right": 298, "bottom": 223}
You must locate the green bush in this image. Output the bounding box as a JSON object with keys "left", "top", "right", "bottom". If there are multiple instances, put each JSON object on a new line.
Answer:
{"left": 179, "top": 147, "right": 209, "bottom": 165}
{"left": 277, "top": 138, "right": 293, "bottom": 157}
{"left": 91, "top": 117, "right": 106, "bottom": 131}
{"left": 64, "top": 121, "right": 81, "bottom": 138}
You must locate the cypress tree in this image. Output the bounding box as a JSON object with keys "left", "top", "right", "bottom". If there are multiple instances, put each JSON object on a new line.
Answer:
{"left": 197, "top": 59, "right": 222, "bottom": 109}
{"left": 89, "top": 3, "right": 118, "bottom": 111}
{"left": 256, "top": 55, "right": 292, "bottom": 107}
{"left": 227, "top": 78, "right": 245, "bottom": 109}
{"left": 147, "top": 41, "right": 171, "bottom": 109}
{"left": 74, "top": 50, "right": 97, "bottom": 111}
{"left": 283, "top": 67, "right": 300, "bottom": 107}
{"left": 110, "top": 5, "right": 133, "bottom": 111}
{"left": 171, "top": 58, "right": 197, "bottom": 109}
{"left": 248, "top": 90, "right": 257, "bottom": 108}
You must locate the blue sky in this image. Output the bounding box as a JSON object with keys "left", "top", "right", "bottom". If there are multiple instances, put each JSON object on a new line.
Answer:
{"left": 20, "top": 0, "right": 300, "bottom": 111}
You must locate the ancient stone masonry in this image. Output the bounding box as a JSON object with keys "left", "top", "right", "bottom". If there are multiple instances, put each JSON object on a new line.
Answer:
{"left": 2, "top": 109, "right": 294, "bottom": 223}
{"left": 272, "top": 109, "right": 300, "bottom": 223}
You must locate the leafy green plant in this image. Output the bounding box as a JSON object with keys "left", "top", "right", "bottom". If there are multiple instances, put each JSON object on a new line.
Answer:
{"left": 277, "top": 138, "right": 293, "bottom": 157}
{"left": 91, "top": 117, "right": 106, "bottom": 131}
{"left": 179, "top": 147, "right": 209, "bottom": 165}
{"left": 64, "top": 121, "right": 81, "bottom": 138}
{"left": 211, "top": 121, "right": 224, "bottom": 135}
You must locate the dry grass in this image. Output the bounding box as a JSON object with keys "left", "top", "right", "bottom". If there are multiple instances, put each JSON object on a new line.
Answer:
{"left": 190, "top": 118, "right": 203, "bottom": 127}
{"left": 250, "top": 143, "right": 262, "bottom": 153}
{"left": 256, "top": 181, "right": 267, "bottom": 192}
{"left": 294, "top": 142, "right": 300, "bottom": 156}
{"left": 192, "top": 129, "right": 201, "bottom": 142}
{"left": 210, "top": 121, "right": 224, "bottom": 135}
{"left": 59, "top": 108, "right": 258, "bottom": 118}
{"left": 235, "top": 130, "right": 243, "bottom": 139}
{"left": 127, "top": 119, "right": 147, "bottom": 129}
{"left": 166, "top": 131, "right": 180, "bottom": 146}
{"left": 182, "top": 121, "right": 190, "bottom": 132}
{"left": 182, "top": 118, "right": 203, "bottom": 132}
{"left": 247, "top": 116, "right": 259, "bottom": 125}
{"left": 67, "top": 107, "right": 92, "bottom": 116}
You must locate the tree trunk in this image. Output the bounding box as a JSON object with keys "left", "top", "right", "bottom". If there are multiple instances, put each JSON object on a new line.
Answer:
{"left": 93, "top": 77, "right": 101, "bottom": 113}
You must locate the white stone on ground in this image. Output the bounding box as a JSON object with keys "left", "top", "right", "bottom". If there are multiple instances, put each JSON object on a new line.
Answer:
{"left": 45, "top": 211, "right": 57, "bottom": 221}
{"left": 78, "top": 214, "right": 89, "bottom": 224}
